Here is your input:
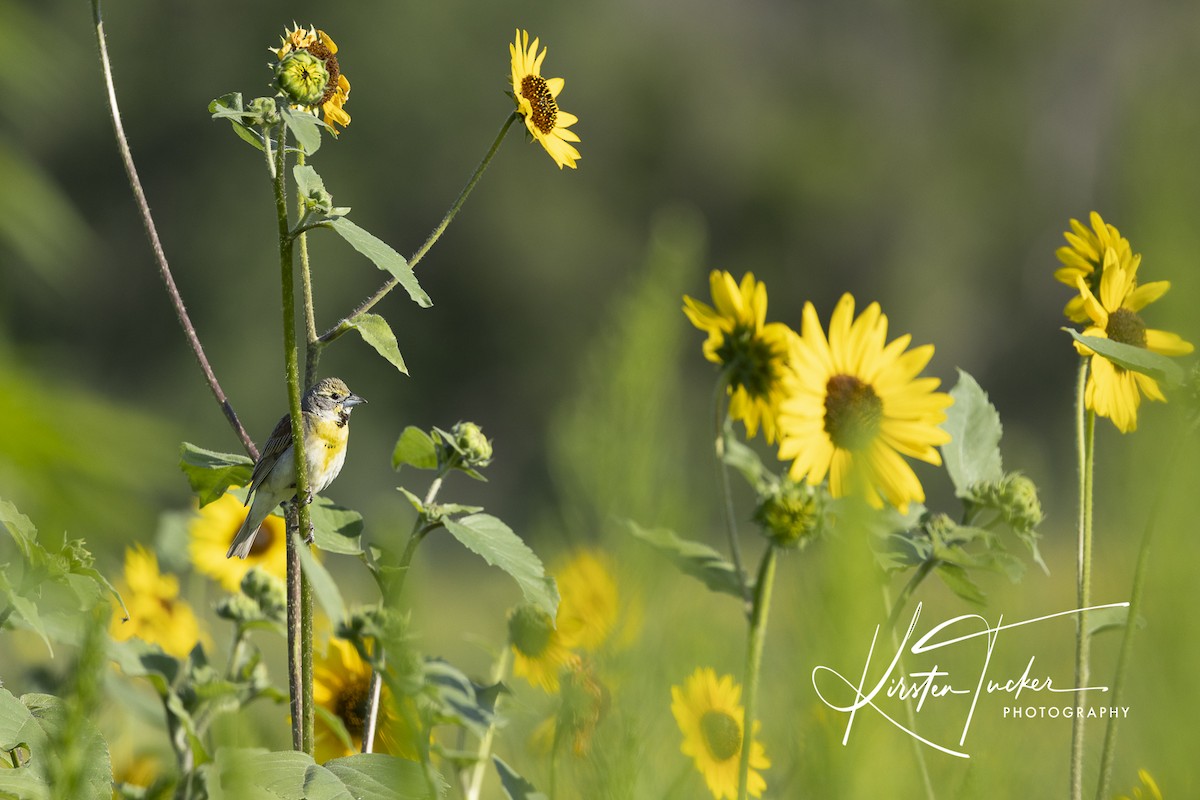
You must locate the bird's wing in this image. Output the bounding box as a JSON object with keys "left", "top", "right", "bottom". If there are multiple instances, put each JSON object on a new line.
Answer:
{"left": 248, "top": 413, "right": 294, "bottom": 496}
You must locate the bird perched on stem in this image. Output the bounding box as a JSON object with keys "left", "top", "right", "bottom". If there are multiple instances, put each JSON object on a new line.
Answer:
{"left": 227, "top": 377, "right": 366, "bottom": 559}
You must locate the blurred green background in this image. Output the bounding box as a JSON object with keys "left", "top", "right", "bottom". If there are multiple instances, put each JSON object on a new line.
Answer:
{"left": 2, "top": 0, "right": 1199, "bottom": 796}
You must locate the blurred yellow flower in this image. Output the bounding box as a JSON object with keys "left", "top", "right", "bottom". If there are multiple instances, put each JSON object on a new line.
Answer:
{"left": 1073, "top": 249, "right": 1193, "bottom": 433}
{"left": 555, "top": 550, "right": 618, "bottom": 652}
{"left": 684, "top": 271, "right": 794, "bottom": 443}
{"left": 1055, "top": 211, "right": 1140, "bottom": 323}
{"left": 312, "top": 637, "right": 416, "bottom": 763}
{"left": 776, "top": 293, "right": 952, "bottom": 512}
{"left": 1116, "top": 768, "right": 1163, "bottom": 800}
{"left": 510, "top": 29, "right": 580, "bottom": 169}
{"left": 189, "top": 492, "right": 286, "bottom": 592}
{"left": 508, "top": 603, "right": 579, "bottom": 692}
{"left": 671, "top": 668, "right": 769, "bottom": 800}
{"left": 272, "top": 24, "right": 351, "bottom": 134}
{"left": 109, "top": 545, "right": 206, "bottom": 659}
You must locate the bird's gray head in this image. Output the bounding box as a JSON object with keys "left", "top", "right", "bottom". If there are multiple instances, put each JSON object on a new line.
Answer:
{"left": 303, "top": 377, "right": 366, "bottom": 415}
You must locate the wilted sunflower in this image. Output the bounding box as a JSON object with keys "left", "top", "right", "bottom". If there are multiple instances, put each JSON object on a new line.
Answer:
{"left": 1073, "top": 249, "right": 1193, "bottom": 432}
{"left": 776, "top": 294, "right": 952, "bottom": 512}
{"left": 272, "top": 23, "right": 351, "bottom": 134}
{"left": 109, "top": 545, "right": 206, "bottom": 659}
{"left": 510, "top": 29, "right": 581, "bottom": 169}
{"left": 671, "top": 668, "right": 770, "bottom": 800}
{"left": 189, "top": 492, "right": 286, "bottom": 592}
{"left": 684, "top": 271, "right": 794, "bottom": 443}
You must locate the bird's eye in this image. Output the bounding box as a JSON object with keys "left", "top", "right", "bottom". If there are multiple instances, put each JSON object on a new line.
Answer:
{"left": 330, "top": 392, "right": 342, "bottom": 400}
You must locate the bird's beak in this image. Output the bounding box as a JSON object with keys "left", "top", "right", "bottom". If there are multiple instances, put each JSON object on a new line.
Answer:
{"left": 344, "top": 393, "right": 367, "bottom": 408}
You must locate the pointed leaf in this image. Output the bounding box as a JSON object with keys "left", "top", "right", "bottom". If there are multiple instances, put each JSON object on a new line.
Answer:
{"left": 347, "top": 313, "right": 408, "bottom": 375}
{"left": 329, "top": 218, "right": 431, "bottom": 308}
{"left": 282, "top": 106, "right": 322, "bottom": 155}
{"left": 311, "top": 497, "right": 364, "bottom": 555}
{"left": 624, "top": 520, "right": 745, "bottom": 599}
{"left": 324, "top": 753, "right": 443, "bottom": 800}
{"left": 940, "top": 370, "right": 1004, "bottom": 497}
{"left": 393, "top": 427, "right": 439, "bottom": 471}
{"left": 179, "top": 443, "right": 254, "bottom": 508}
{"left": 1066, "top": 329, "right": 1185, "bottom": 387}
{"left": 441, "top": 515, "right": 558, "bottom": 619}
{"left": 494, "top": 757, "right": 548, "bottom": 800}
{"left": 209, "top": 92, "right": 266, "bottom": 152}
{"left": 935, "top": 563, "right": 986, "bottom": 605}
{"left": 1087, "top": 605, "right": 1146, "bottom": 637}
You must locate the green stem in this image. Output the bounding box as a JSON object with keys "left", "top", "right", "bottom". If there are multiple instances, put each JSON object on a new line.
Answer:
{"left": 886, "top": 559, "right": 937, "bottom": 633}
{"left": 737, "top": 546, "right": 777, "bottom": 800}
{"left": 1070, "top": 359, "right": 1095, "bottom": 800}
{"left": 464, "top": 647, "right": 513, "bottom": 800}
{"left": 713, "top": 376, "right": 752, "bottom": 613}
{"left": 271, "top": 121, "right": 316, "bottom": 754}
{"left": 882, "top": 585, "right": 937, "bottom": 800}
{"left": 317, "top": 113, "right": 520, "bottom": 344}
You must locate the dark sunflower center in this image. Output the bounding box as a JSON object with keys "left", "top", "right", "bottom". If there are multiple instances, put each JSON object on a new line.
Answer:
{"left": 520, "top": 74, "right": 558, "bottom": 134}
{"left": 699, "top": 710, "right": 742, "bottom": 762}
{"left": 716, "top": 326, "right": 780, "bottom": 399}
{"left": 824, "top": 374, "right": 883, "bottom": 451}
{"left": 307, "top": 41, "right": 341, "bottom": 105}
{"left": 508, "top": 605, "right": 554, "bottom": 657}
{"left": 248, "top": 520, "right": 275, "bottom": 557}
{"left": 1106, "top": 308, "right": 1147, "bottom": 349}
{"left": 334, "top": 675, "right": 370, "bottom": 740}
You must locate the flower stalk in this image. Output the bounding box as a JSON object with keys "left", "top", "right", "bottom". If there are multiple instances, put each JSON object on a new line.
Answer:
{"left": 1070, "top": 359, "right": 1095, "bottom": 800}
{"left": 737, "top": 545, "right": 777, "bottom": 800}
{"left": 714, "top": 378, "right": 753, "bottom": 612}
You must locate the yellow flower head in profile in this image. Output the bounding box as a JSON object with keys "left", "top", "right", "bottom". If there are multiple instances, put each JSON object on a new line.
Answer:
{"left": 1116, "top": 768, "right": 1163, "bottom": 800}
{"left": 1073, "top": 249, "right": 1193, "bottom": 433}
{"left": 555, "top": 550, "right": 619, "bottom": 652}
{"left": 109, "top": 545, "right": 206, "bottom": 659}
{"left": 510, "top": 29, "right": 581, "bottom": 169}
{"left": 272, "top": 23, "right": 351, "bottom": 134}
{"left": 1055, "top": 211, "right": 1140, "bottom": 323}
{"left": 508, "top": 603, "right": 580, "bottom": 693}
{"left": 671, "top": 668, "right": 770, "bottom": 800}
{"left": 312, "top": 637, "right": 416, "bottom": 763}
{"left": 684, "top": 271, "right": 794, "bottom": 443}
{"left": 776, "top": 294, "right": 953, "bottom": 512}
{"left": 189, "top": 492, "right": 286, "bottom": 592}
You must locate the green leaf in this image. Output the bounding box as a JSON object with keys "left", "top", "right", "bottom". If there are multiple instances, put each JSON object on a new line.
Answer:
{"left": 940, "top": 370, "right": 1004, "bottom": 497}
{"left": 311, "top": 497, "right": 364, "bottom": 556}
{"left": 441, "top": 515, "right": 559, "bottom": 619}
{"left": 0, "top": 686, "right": 36, "bottom": 752}
{"left": 179, "top": 443, "right": 254, "bottom": 508}
{"left": 299, "top": 544, "right": 346, "bottom": 626}
{"left": 324, "top": 754, "right": 442, "bottom": 800}
{"left": 721, "top": 421, "right": 770, "bottom": 491}
{"left": 0, "top": 770, "right": 50, "bottom": 800}
{"left": 22, "top": 693, "right": 112, "bottom": 800}
{"left": 346, "top": 313, "right": 408, "bottom": 375}
{"left": 935, "top": 563, "right": 986, "bottom": 605}
{"left": 211, "top": 748, "right": 311, "bottom": 799}
{"left": 282, "top": 106, "right": 322, "bottom": 155}
{"left": 329, "top": 218, "right": 431, "bottom": 308}
{"left": 396, "top": 486, "right": 426, "bottom": 516}
{"left": 393, "top": 427, "right": 439, "bottom": 471}
{"left": 292, "top": 164, "right": 324, "bottom": 199}
{"left": 1087, "top": 605, "right": 1146, "bottom": 637}
{"left": 1065, "top": 329, "right": 1186, "bottom": 387}
{"left": 424, "top": 658, "right": 493, "bottom": 735}
{"left": 0, "top": 497, "right": 37, "bottom": 558}
{"left": 494, "top": 757, "right": 548, "bottom": 800}
{"left": 624, "top": 520, "right": 746, "bottom": 599}
{"left": 209, "top": 92, "right": 266, "bottom": 152}
{"left": 303, "top": 764, "right": 355, "bottom": 800}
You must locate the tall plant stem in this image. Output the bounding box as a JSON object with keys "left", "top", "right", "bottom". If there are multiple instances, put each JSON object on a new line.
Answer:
{"left": 737, "top": 546, "right": 777, "bottom": 800}
{"left": 1070, "top": 359, "right": 1095, "bottom": 800}
{"left": 882, "top": 584, "right": 937, "bottom": 800}
{"left": 713, "top": 378, "right": 752, "bottom": 612}
{"left": 270, "top": 124, "right": 315, "bottom": 754}
{"left": 465, "top": 647, "right": 513, "bottom": 800}
{"left": 90, "top": 0, "right": 256, "bottom": 459}
{"left": 317, "top": 113, "right": 519, "bottom": 345}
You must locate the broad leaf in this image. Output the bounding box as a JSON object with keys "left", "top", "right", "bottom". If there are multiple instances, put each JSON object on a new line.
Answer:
{"left": 940, "top": 370, "right": 1003, "bottom": 497}
{"left": 324, "top": 754, "right": 442, "bottom": 800}
{"left": 211, "top": 748, "right": 311, "bottom": 799}
{"left": 441, "top": 515, "right": 558, "bottom": 619}
{"left": 721, "top": 421, "right": 770, "bottom": 491}
{"left": 494, "top": 757, "right": 548, "bottom": 800}
{"left": 282, "top": 106, "right": 322, "bottom": 155}
{"left": 935, "top": 563, "right": 986, "bottom": 605}
{"left": 303, "top": 764, "right": 355, "bottom": 800}
{"left": 179, "top": 443, "right": 254, "bottom": 508}
{"left": 1087, "top": 605, "right": 1146, "bottom": 637}
{"left": 208, "top": 92, "right": 266, "bottom": 152}
{"left": 293, "top": 164, "right": 325, "bottom": 200}
{"left": 424, "top": 658, "right": 493, "bottom": 735}
{"left": 347, "top": 313, "right": 408, "bottom": 375}
{"left": 1066, "top": 329, "right": 1185, "bottom": 387}
{"left": 329, "top": 218, "right": 431, "bottom": 308}
{"left": 393, "top": 427, "right": 438, "bottom": 471}
{"left": 624, "top": 520, "right": 746, "bottom": 599}
{"left": 311, "top": 497, "right": 364, "bottom": 555}
{"left": 22, "top": 693, "right": 112, "bottom": 800}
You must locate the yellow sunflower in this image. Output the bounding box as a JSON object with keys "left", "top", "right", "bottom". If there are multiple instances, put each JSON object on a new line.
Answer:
{"left": 1054, "top": 211, "right": 1140, "bottom": 323}
{"left": 510, "top": 29, "right": 580, "bottom": 169}
{"left": 188, "top": 492, "right": 286, "bottom": 592}
{"left": 508, "top": 603, "right": 580, "bottom": 693}
{"left": 109, "top": 545, "right": 206, "bottom": 659}
{"left": 1073, "top": 249, "right": 1193, "bottom": 433}
{"left": 684, "top": 271, "right": 794, "bottom": 443}
{"left": 272, "top": 24, "right": 351, "bottom": 134}
{"left": 313, "top": 637, "right": 416, "bottom": 763}
{"left": 554, "top": 550, "right": 619, "bottom": 652}
{"left": 776, "top": 293, "right": 953, "bottom": 512}
{"left": 1116, "top": 769, "right": 1163, "bottom": 800}
{"left": 671, "top": 668, "right": 770, "bottom": 800}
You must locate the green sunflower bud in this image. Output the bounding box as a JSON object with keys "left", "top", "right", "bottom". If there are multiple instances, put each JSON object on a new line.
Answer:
{"left": 508, "top": 603, "right": 554, "bottom": 658}
{"left": 754, "top": 480, "right": 822, "bottom": 549}
{"left": 246, "top": 96, "right": 281, "bottom": 126}
{"left": 240, "top": 567, "right": 287, "bottom": 623}
{"left": 215, "top": 593, "right": 261, "bottom": 624}
{"left": 451, "top": 421, "right": 493, "bottom": 468}
{"left": 967, "top": 472, "right": 1043, "bottom": 535}
{"left": 275, "top": 50, "right": 329, "bottom": 107}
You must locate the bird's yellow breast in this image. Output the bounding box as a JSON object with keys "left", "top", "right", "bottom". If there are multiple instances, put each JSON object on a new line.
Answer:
{"left": 306, "top": 416, "right": 350, "bottom": 492}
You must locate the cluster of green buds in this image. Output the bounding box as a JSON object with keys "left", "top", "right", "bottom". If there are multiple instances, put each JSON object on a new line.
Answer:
{"left": 966, "top": 472, "right": 1044, "bottom": 536}
{"left": 753, "top": 479, "right": 825, "bottom": 549}
{"left": 215, "top": 567, "right": 287, "bottom": 626}
{"left": 437, "top": 421, "right": 494, "bottom": 472}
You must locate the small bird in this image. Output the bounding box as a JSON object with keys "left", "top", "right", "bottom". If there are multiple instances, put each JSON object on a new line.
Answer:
{"left": 227, "top": 377, "right": 366, "bottom": 559}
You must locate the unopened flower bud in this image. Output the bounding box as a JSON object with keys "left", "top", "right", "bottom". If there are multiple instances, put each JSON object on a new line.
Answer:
{"left": 754, "top": 480, "right": 822, "bottom": 549}
{"left": 508, "top": 603, "right": 555, "bottom": 658}
{"left": 452, "top": 421, "right": 493, "bottom": 468}
{"left": 275, "top": 50, "right": 329, "bottom": 107}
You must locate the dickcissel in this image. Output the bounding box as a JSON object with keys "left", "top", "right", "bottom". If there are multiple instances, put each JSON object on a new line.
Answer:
{"left": 227, "top": 377, "right": 366, "bottom": 559}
